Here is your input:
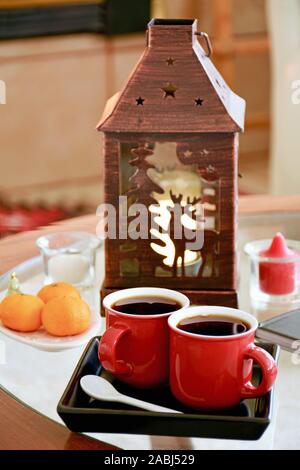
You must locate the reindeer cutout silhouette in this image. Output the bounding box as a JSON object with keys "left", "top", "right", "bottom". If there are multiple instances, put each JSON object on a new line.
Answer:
{"left": 168, "top": 190, "right": 202, "bottom": 277}
{"left": 168, "top": 191, "right": 219, "bottom": 278}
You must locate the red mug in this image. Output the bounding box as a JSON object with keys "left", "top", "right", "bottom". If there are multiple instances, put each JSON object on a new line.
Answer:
{"left": 168, "top": 306, "right": 278, "bottom": 409}
{"left": 99, "top": 287, "right": 190, "bottom": 389}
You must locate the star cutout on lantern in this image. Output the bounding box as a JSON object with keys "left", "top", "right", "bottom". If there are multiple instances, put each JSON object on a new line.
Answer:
{"left": 195, "top": 98, "right": 204, "bottom": 106}
{"left": 207, "top": 164, "right": 216, "bottom": 173}
{"left": 183, "top": 150, "right": 193, "bottom": 158}
{"left": 161, "top": 82, "right": 177, "bottom": 99}
{"left": 200, "top": 149, "right": 209, "bottom": 156}
{"left": 136, "top": 97, "right": 145, "bottom": 105}
{"left": 166, "top": 57, "right": 175, "bottom": 66}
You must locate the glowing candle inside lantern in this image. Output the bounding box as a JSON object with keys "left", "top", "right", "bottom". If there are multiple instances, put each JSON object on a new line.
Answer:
{"left": 150, "top": 199, "right": 202, "bottom": 269}
{"left": 147, "top": 162, "right": 203, "bottom": 270}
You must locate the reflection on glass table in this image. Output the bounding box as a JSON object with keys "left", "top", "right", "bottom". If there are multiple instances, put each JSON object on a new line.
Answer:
{"left": 0, "top": 208, "right": 300, "bottom": 449}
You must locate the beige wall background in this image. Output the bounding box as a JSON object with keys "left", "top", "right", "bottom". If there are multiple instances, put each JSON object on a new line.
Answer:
{"left": 0, "top": 0, "right": 270, "bottom": 208}
{"left": 162, "top": 0, "right": 270, "bottom": 178}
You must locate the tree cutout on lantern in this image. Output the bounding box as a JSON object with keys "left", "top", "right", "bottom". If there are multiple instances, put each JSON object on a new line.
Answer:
{"left": 121, "top": 144, "right": 164, "bottom": 277}
{"left": 128, "top": 145, "right": 163, "bottom": 207}
{"left": 178, "top": 146, "right": 220, "bottom": 220}
{"left": 177, "top": 144, "right": 221, "bottom": 276}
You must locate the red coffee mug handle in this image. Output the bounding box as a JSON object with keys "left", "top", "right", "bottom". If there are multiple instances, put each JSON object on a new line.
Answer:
{"left": 98, "top": 324, "right": 132, "bottom": 375}
{"left": 241, "top": 343, "right": 278, "bottom": 398}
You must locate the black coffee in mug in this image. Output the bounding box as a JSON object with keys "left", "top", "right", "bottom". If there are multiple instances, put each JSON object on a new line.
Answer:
{"left": 177, "top": 315, "right": 250, "bottom": 336}
{"left": 112, "top": 296, "right": 182, "bottom": 316}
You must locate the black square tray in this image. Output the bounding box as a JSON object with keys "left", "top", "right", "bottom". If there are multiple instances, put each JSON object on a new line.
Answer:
{"left": 57, "top": 337, "right": 280, "bottom": 440}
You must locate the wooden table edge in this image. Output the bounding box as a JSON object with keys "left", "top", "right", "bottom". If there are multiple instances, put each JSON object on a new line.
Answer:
{"left": 238, "top": 194, "right": 300, "bottom": 214}
{"left": 0, "top": 217, "right": 120, "bottom": 450}
{"left": 0, "top": 383, "right": 119, "bottom": 450}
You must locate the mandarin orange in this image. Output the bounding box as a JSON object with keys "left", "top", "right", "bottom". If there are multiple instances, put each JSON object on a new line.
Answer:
{"left": 38, "top": 282, "right": 80, "bottom": 304}
{"left": 0, "top": 293, "right": 44, "bottom": 332}
{"left": 41, "top": 296, "right": 90, "bottom": 336}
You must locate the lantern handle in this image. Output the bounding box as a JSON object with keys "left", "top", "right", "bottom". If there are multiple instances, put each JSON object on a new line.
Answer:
{"left": 195, "top": 31, "right": 213, "bottom": 58}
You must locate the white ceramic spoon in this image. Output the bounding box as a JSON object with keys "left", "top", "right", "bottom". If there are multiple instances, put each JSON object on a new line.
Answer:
{"left": 80, "top": 375, "right": 182, "bottom": 414}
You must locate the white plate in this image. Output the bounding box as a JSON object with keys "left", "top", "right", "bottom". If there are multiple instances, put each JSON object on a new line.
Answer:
{"left": 0, "top": 255, "right": 103, "bottom": 352}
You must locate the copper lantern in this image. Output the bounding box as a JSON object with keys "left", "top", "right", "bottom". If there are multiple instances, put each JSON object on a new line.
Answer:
{"left": 97, "top": 19, "right": 246, "bottom": 309}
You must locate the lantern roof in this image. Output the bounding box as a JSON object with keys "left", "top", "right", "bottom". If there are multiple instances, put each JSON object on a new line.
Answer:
{"left": 97, "top": 19, "right": 245, "bottom": 134}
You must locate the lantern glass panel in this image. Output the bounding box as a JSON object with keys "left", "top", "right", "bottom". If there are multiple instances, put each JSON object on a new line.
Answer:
{"left": 119, "top": 141, "right": 221, "bottom": 279}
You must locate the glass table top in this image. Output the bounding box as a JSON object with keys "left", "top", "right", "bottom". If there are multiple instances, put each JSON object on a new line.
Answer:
{"left": 1, "top": 211, "right": 300, "bottom": 449}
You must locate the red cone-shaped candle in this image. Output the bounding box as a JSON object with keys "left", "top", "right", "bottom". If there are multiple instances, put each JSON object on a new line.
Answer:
{"left": 259, "top": 233, "right": 296, "bottom": 295}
